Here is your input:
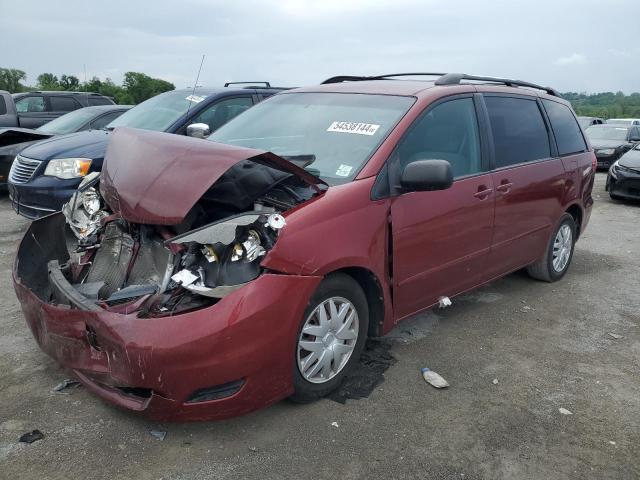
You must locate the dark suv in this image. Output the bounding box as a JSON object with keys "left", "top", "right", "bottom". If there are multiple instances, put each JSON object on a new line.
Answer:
{"left": 0, "top": 91, "right": 115, "bottom": 129}
{"left": 8, "top": 83, "right": 285, "bottom": 218}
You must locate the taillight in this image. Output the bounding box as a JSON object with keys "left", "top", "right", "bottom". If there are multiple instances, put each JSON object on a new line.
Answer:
{"left": 591, "top": 154, "right": 597, "bottom": 173}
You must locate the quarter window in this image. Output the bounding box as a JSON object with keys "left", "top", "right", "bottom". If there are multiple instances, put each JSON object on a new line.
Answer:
{"left": 49, "top": 96, "right": 81, "bottom": 112}
{"left": 485, "top": 96, "right": 551, "bottom": 168}
{"left": 15, "top": 96, "right": 45, "bottom": 113}
{"left": 395, "top": 97, "right": 482, "bottom": 179}
{"left": 90, "top": 111, "right": 123, "bottom": 130}
{"left": 542, "top": 100, "right": 587, "bottom": 156}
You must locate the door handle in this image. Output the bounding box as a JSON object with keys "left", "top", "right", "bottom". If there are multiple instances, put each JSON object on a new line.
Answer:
{"left": 496, "top": 182, "right": 513, "bottom": 193}
{"left": 473, "top": 187, "right": 493, "bottom": 199}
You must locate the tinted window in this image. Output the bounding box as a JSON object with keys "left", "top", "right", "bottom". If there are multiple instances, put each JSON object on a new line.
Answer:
{"left": 191, "top": 96, "right": 254, "bottom": 132}
{"left": 36, "top": 108, "right": 97, "bottom": 134}
{"left": 485, "top": 96, "right": 551, "bottom": 168}
{"left": 542, "top": 100, "right": 587, "bottom": 156}
{"left": 395, "top": 98, "right": 482, "bottom": 178}
{"left": 88, "top": 96, "right": 113, "bottom": 106}
{"left": 0, "top": 96, "right": 6, "bottom": 115}
{"left": 15, "top": 96, "right": 45, "bottom": 113}
{"left": 90, "top": 111, "right": 123, "bottom": 130}
{"left": 49, "top": 96, "right": 81, "bottom": 112}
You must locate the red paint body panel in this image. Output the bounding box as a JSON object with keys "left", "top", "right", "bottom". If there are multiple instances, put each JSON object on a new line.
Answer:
{"left": 100, "top": 127, "right": 324, "bottom": 225}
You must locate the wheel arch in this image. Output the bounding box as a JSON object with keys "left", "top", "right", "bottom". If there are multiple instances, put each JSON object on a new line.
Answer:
{"left": 564, "top": 203, "right": 584, "bottom": 238}
{"left": 329, "top": 266, "right": 386, "bottom": 338}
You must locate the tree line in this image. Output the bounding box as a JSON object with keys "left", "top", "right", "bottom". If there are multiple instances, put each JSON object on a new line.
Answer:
{"left": 2, "top": 67, "right": 640, "bottom": 116}
{"left": 0, "top": 67, "right": 175, "bottom": 104}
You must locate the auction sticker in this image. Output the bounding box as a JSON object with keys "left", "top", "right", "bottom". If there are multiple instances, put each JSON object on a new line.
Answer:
{"left": 186, "top": 94, "right": 205, "bottom": 103}
{"left": 335, "top": 164, "right": 353, "bottom": 177}
{"left": 327, "top": 121, "right": 380, "bottom": 136}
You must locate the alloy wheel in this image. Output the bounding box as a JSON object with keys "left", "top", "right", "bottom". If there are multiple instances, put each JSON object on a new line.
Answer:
{"left": 552, "top": 224, "right": 573, "bottom": 273}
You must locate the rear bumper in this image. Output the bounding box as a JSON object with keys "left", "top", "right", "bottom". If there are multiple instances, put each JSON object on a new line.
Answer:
{"left": 595, "top": 154, "right": 618, "bottom": 170}
{"left": 14, "top": 215, "right": 323, "bottom": 421}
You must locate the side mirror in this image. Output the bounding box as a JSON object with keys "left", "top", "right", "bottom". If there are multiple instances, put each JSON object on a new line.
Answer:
{"left": 629, "top": 136, "right": 640, "bottom": 142}
{"left": 400, "top": 159, "right": 453, "bottom": 192}
{"left": 186, "top": 123, "right": 211, "bottom": 139}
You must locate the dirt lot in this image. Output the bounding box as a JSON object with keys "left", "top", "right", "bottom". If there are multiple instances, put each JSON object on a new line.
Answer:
{"left": 0, "top": 173, "right": 638, "bottom": 480}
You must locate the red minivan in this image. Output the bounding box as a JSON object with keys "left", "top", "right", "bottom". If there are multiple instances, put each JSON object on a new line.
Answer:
{"left": 14, "top": 73, "right": 595, "bottom": 421}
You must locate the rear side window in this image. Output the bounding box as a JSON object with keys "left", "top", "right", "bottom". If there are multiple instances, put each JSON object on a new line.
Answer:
{"left": 0, "top": 96, "right": 6, "bottom": 115}
{"left": 88, "top": 96, "right": 113, "bottom": 106}
{"left": 90, "top": 111, "right": 123, "bottom": 130}
{"left": 49, "top": 96, "right": 81, "bottom": 112}
{"left": 542, "top": 100, "right": 587, "bottom": 156}
{"left": 485, "top": 96, "right": 550, "bottom": 168}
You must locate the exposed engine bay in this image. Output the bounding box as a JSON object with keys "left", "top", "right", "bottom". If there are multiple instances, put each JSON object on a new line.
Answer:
{"left": 38, "top": 159, "right": 318, "bottom": 317}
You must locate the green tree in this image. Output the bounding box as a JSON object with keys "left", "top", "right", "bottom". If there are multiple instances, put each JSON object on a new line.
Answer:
{"left": 59, "top": 74, "right": 80, "bottom": 91}
{"left": 37, "top": 73, "right": 60, "bottom": 90}
{"left": 0, "top": 68, "right": 27, "bottom": 93}
{"left": 123, "top": 71, "right": 175, "bottom": 104}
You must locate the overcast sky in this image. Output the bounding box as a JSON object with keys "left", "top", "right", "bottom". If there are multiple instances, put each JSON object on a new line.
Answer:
{"left": 2, "top": 0, "right": 639, "bottom": 93}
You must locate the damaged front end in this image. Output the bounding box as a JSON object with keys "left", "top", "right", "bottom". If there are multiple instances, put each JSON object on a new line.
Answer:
{"left": 19, "top": 127, "right": 325, "bottom": 317}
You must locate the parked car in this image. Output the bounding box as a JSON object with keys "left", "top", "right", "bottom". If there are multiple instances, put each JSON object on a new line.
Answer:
{"left": 8, "top": 83, "right": 284, "bottom": 218}
{"left": 14, "top": 72, "right": 595, "bottom": 421}
{"left": 606, "top": 143, "right": 640, "bottom": 200}
{"left": 607, "top": 118, "right": 640, "bottom": 126}
{"left": 0, "top": 105, "right": 131, "bottom": 189}
{"left": 577, "top": 116, "right": 605, "bottom": 129}
{"left": 0, "top": 90, "right": 115, "bottom": 129}
{"left": 584, "top": 124, "right": 640, "bottom": 169}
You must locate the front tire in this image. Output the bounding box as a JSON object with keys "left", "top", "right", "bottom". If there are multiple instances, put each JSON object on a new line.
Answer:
{"left": 290, "top": 273, "right": 369, "bottom": 403}
{"left": 526, "top": 213, "right": 576, "bottom": 282}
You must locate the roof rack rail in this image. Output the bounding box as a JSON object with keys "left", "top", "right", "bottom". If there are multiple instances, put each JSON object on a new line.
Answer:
{"left": 224, "top": 81, "right": 271, "bottom": 88}
{"left": 434, "top": 73, "right": 560, "bottom": 97}
{"left": 321, "top": 73, "right": 446, "bottom": 84}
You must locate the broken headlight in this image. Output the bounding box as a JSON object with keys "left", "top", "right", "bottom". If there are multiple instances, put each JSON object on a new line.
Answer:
{"left": 169, "top": 213, "right": 286, "bottom": 298}
{"left": 62, "top": 172, "right": 108, "bottom": 243}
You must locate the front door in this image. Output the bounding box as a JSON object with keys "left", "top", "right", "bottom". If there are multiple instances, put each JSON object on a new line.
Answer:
{"left": 389, "top": 96, "right": 495, "bottom": 320}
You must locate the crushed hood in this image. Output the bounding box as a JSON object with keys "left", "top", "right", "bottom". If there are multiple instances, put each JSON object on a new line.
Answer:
{"left": 100, "top": 127, "right": 326, "bottom": 225}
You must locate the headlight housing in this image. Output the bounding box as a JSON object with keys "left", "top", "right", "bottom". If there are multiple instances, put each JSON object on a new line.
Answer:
{"left": 597, "top": 148, "right": 615, "bottom": 156}
{"left": 44, "top": 158, "right": 92, "bottom": 179}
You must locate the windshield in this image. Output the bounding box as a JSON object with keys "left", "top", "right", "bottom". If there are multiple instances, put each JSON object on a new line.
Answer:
{"left": 208, "top": 92, "right": 414, "bottom": 184}
{"left": 36, "top": 108, "right": 99, "bottom": 134}
{"left": 107, "top": 90, "right": 205, "bottom": 132}
{"left": 585, "top": 126, "right": 629, "bottom": 141}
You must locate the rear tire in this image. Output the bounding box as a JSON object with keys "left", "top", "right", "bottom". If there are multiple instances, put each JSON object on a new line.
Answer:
{"left": 527, "top": 213, "right": 576, "bottom": 282}
{"left": 290, "top": 273, "right": 369, "bottom": 403}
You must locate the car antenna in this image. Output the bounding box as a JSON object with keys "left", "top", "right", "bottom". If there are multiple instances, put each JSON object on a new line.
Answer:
{"left": 186, "top": 54, "right": 205, "bottom": 120}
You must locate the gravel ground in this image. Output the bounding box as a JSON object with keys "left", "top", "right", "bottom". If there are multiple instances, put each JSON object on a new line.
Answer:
{"left": 0, "top": 173, "right": 638, "bottom": 480}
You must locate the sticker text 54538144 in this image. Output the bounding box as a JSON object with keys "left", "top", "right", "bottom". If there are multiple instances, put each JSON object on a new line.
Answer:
{"left": 327, "top": 121, "right": 380, "bottom": 136}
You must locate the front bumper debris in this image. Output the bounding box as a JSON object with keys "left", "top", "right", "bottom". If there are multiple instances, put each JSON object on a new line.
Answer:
{"left": 14, "top": 214, "right": 322, "bottom": 421}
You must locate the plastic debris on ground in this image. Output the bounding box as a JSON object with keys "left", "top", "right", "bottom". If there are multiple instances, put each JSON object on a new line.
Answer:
{"left": 607, "top": 332, "right": 623, "bottom": 339}
{"left": 492, "top": 378, "right": 499, "bottom": 385}
{"left": 19, "top": 430, "right": 44, "bottom": 444}
{"left": 421, "top": 367, "right": 449, "bottom": 388}
{"left": 438, "top": 296, "right": 452, "bottom": 308}
{"left": 150, "top": 430, "right": 167, "bottom": 441}
{"left": 52, "top": 378, "right": 81, "bottom": 394}
{"left": 328, "top": 339, "right": 396, "bottom": 404}
{"left": 331, "top": 422, "right": 339, "bottom": 428}
{"left": 558, "top": 408, "right": 573, "bottom": 415}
